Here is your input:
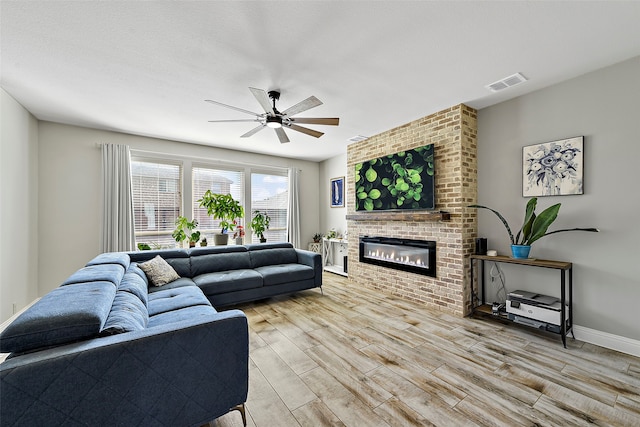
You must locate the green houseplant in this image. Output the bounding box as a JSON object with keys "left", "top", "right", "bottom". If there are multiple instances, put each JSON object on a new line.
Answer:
{"left": 172, "top": 216, "right": 199, "bottom": 248}
{"left": 197, "top": 191, "right": 244, "bottom": 245}
{"left": 250, "top": 210, "right": 271, "bottom": 243}
{"left": 469, "top": 197, "right": 598, "bottom": 258}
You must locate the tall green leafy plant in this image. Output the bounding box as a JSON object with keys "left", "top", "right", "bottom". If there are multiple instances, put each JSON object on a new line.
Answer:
{"left": 198, "top": 191, "right": 244, "bottom": 234}
{"left": 469, "top": 198, "right": 598, "bottom": 246}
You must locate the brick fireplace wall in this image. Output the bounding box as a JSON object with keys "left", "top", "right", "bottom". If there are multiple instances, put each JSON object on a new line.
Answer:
{"left": 346, "top": 104, "right": 477, "bottom": 316}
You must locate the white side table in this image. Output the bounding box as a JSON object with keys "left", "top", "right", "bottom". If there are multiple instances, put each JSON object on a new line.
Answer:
{"left": 308, "top": 242, "right": 321, "bottom": 254}
{"left": 322, "top": 238, "right": 348, "bottom": 277}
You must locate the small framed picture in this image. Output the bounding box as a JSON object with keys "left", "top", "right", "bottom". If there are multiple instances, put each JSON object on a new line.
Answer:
{"left": 330, "top": 176, "right": 345, "bottom": 208}
{"left": 523, "top": 136, "right": 584, "bottom": 197}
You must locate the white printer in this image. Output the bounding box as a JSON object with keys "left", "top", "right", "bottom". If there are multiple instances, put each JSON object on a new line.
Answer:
{"left": 506, "top": 290, "right": 568, "bottom": 327}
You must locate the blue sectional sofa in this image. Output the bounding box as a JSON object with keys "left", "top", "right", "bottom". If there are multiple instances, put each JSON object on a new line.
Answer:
{"left": 0, "top": 242, "right": 322, "bottom": 426}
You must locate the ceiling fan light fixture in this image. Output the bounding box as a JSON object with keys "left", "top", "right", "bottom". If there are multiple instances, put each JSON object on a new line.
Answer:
{"left": 266, "top": 116, "right": 282, "bottom": 128}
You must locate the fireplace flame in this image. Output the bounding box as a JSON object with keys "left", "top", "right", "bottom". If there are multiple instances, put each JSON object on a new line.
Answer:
{"left": 367, "top": 248, "right": 427, "bottom": 268}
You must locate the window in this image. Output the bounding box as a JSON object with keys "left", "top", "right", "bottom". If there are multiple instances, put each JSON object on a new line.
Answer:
{"left": 251, "top": 172, "right": 288, "bottom": 243}
{"left": 193, "top": 166, "right": 244, "bottom": 239}
{"left": 131, "top": 160, "right": 182, "bottom": 248}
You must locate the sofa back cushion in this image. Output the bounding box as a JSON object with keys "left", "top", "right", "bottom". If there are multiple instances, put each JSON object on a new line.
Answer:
{"left": 101, "top": 291, "right": 149, "bottom": 335}
{"left": 191, "top": 251, "right": 251, "bottom": 276}
{"left": 248, "top": 243, "right": 298, "bottom": 268}
{"left": 119, "top": 268, "right": 149, "bottom": 307}
{"left": 61, "top": 264, "right": 125, "bottom": 288}
{"left": 0, "top": 281, "right": 116, "bottom": 354}
{"left": 129, "top": 249, "right": 191, "bottom": 277}
{"left": 86, "top": 252, "right": 131, "bottom": 270}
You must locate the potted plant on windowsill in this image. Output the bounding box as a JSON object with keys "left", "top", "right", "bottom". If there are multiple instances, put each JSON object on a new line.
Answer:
{"left": 198, "top": 191, "right": 244, "bottom": 246}
{"left": 250, "top": 210, "right": 271, "bottom": 243}
{"left": 172, "top": 216, "right": 199, "bottom": 248}
{"left": 469, "top": 197, "right": 599, "bottom": 259}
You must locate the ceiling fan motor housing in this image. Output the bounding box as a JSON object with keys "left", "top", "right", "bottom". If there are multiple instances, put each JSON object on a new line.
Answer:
{"left": 266, "top": 115, "right": 283, "bottom": 128}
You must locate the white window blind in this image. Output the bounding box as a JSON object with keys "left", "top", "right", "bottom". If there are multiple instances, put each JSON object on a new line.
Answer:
{"left": 251, "top": 172, "right": 288, "bottom": 243}
{"left": 193, "top": 166, "right": 244, "bottom": 240}
{"left": 131, "top": 160, "right": 182, "bottom": 249}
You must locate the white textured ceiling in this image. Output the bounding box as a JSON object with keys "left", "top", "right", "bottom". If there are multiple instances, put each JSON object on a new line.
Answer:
{"left": 2, "top": 1, "right": 640, "bottom": 162}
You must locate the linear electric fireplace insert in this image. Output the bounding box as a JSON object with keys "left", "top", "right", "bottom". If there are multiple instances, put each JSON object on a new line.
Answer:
{"left": 359, "top": 236, "right": 436, "bottom": 277}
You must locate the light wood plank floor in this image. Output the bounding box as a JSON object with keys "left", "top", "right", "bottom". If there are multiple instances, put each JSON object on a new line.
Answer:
{"left": 213, "top": 273, "right": 640, "bottom": 427}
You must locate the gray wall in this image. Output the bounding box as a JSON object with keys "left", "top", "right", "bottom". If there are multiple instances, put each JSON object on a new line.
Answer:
{"left": 36, "top": 122, "right": 320, "bottom": 296}
{"left": 477, "top": 56, "right": 639, "bottom": 341}
{"left": 319, "top": 152, "right": 347, "bottom": 238}
{"left": 0, "top": 89, "right": 39, "bottom": 322}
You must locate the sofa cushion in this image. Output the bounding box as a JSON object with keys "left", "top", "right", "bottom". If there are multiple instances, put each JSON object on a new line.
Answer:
{"left": 118, "top": 270, "right": 149, "bottom": 307}
{"left": 147, "top": 277, "right": 197, "bottom": 293}
{"left": 61, "top": 264, "right": 125, "bottom": 288}
{"left": 101, "top": 291, "right": 149, "bottom": 335}
{"left": 128, "top": 263, "right": 149, "bottom": 286}
{"left": 0, "top": 281, "right": 116, "bottom": 353}
{"left": 255, "top": 264, "right": 315, "bottom": 286}
{"left": 193, "top": 270, "right": 263, "bottom": 295}
{"left": 129, "top": 249, "right": 191, "bottom": 277}
{"left": 191, "top": 252, "right": 252, "bottom": 276}
{"left": 139, "top": 255, "right": 181, "bottom": 287}
{"left": 249, "top": 247, "right": 298, "bottom": 268}
{"left": 147, "top": 304, "right": 218, "bottom": 328}
{"left": 86, "top": 252, "right": 131, "bottom": 270}
{"left": 148, "top": 285, "right": 211, "bottom": 316}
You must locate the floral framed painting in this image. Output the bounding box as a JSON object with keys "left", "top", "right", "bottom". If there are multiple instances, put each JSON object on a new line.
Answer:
{"left": 523, "top": 136, "right": 584, "bottom": 197}
{"left": 330, "top": 176, "right": 344, "bottom": 207}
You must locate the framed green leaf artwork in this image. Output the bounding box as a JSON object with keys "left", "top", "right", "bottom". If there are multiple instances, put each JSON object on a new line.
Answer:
{"left": 354, "top": 144, "right": 435, "bottom": 211}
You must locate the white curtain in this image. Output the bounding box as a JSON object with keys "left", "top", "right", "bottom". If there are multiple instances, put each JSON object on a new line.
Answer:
{"left": 287, "top": 167, "right": 301, "bottom": 248}
{"left": 101, "top": 144, "right": 135, "bottom": 252}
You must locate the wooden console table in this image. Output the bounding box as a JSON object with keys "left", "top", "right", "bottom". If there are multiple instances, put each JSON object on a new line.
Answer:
{"left": 469, "top": 254, "right": 573, "bottom": 348}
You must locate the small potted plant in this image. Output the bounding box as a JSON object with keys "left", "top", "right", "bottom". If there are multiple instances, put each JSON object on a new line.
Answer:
{"left": 198, "top": 191, "right": 244, "bottom": 245}
{"left": 250, "top": 210, "right": 271, "bottom": 243}
{"left": 233, "top": 223, "right": 245, "bottom": 245}
{"left": 312, "top": 233, "right": 323, "bottom": 243}
{"left": 469, "top": 197, "right": 598, "bottom": 259}
{"left": 189, "top": 230, "right": 201, "bottom": 248}
{"left": 200, "top": 237, "right": 208, "bottom": 247}
{"left": 172, "top": 216, "right": 199, "bottom": 248}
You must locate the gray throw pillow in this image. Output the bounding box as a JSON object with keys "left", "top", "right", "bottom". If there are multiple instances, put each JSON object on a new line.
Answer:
{"left": 138, "top": 255, "right": 180, "bottom": 287}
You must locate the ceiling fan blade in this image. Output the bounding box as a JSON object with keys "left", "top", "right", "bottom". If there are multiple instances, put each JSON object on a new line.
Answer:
{"left": 282, "top": 96, "right": 322, "bottom": 117}
{"left": 240, "top": 124, "right": 266, "bottom": 138}
{"left": 288, "top": 124, "right": 324, "bottom": 138}
{"left": 275, "top": 127, "right": 290, "bottom": 144}
{"left": 289, "top": 117, "right": 339, "bottom": 126}
{"left": 249, "top": 87, "right": 275, "bottom": 116}
{"left": 208, "top": 119, "right": 261, "bottom": 123}
{"left": 205, "top": 99, "right": 261, "bottom": 117}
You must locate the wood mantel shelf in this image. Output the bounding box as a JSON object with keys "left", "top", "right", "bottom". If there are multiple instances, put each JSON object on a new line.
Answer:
{"left": 346, "top": 211, "right": 451, "bottom": 222}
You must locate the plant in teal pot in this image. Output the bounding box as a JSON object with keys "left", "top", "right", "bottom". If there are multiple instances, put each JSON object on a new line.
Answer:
{"left": 469, "top": 198, "right": 598, "bottom": 259}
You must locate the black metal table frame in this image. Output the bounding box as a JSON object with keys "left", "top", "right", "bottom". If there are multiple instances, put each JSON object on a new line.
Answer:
{"left": 469, "top": 255, "right": 574, "bottom": 348}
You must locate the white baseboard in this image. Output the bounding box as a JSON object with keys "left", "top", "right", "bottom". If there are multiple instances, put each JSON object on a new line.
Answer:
{"left": 573, "top": 324, "right": 640, "bottom": 358}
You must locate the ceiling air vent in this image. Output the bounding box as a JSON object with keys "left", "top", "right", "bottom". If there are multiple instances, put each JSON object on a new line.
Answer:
{"left": 486, "top": 73, "right": 528, "bottom": 92}
{"left": 348, "top": 135, "right": 368, "bottom": 143}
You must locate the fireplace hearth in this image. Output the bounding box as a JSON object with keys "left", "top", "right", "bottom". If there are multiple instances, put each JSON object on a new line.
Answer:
{"left": 359, "top": 236, "right": 436, "bottom": 277}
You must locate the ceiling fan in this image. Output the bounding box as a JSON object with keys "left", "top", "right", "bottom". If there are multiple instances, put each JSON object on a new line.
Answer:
{"left": 206, "top": 87, "right": 339, "bottom": 143}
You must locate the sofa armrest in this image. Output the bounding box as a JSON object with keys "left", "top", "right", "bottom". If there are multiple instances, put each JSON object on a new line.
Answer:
{"left": 1, "top": 310, "right": 248, "bottom": 427}
{"left": 296, "top": 249, "right": 323, "bottom": 287}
